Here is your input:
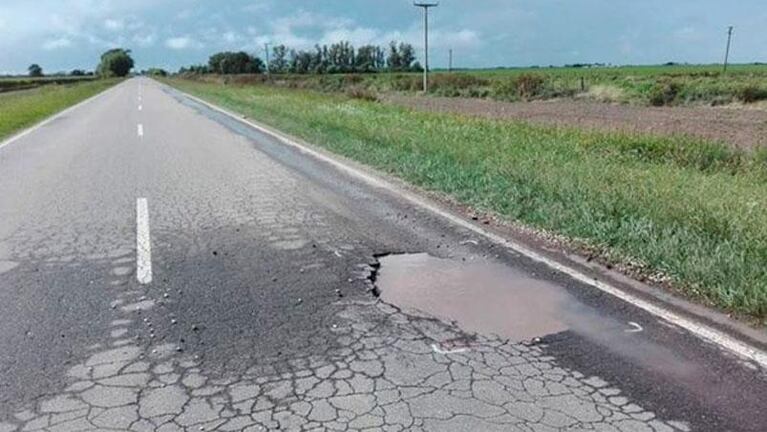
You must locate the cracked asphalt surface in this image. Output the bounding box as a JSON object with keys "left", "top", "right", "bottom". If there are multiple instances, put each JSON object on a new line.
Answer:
{"left": 0, "top": 78, "right": 765, "bottom": 431}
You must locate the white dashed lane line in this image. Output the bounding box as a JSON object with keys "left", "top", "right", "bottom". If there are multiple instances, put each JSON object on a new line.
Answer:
{"left": 136, "top": 198, "right": 152, "bottom": 284}
{"left": 137, "top": 124, "right": 143, "bottom": 137}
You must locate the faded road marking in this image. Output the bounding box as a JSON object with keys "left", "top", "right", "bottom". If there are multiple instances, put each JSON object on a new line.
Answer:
{"left": 626, "top": 322, "right": 644, "bottom": 333}
{"left": 431, "top": 343, "right": 469, "bottom": 355}
{"left": 136, "top": 198, "right": 152, "bottom": 284}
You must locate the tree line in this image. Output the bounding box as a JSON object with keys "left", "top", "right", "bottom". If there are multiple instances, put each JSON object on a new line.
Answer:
{"left": 25, "top": 48, "right": 134, "bottom": 78}
{"left": 179, "top": 41, "right": 423, "bottom": 75}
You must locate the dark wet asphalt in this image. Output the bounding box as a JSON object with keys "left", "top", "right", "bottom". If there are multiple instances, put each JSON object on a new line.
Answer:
{"left": 0, "top": 77, "right": 764, "bottom": 432}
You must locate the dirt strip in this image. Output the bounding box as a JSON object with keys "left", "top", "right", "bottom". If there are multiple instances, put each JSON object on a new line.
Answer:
{"left": 383, "top": 94, "right": 767, "bottom": 150}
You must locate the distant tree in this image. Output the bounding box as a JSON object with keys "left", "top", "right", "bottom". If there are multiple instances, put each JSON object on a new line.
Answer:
{"left": 386, "top": 42, "right": 400, "bottom": 71}
{"left": 146, "top": 68, "right": 168, "bottom": 77}
{"left": 97, "top": 48, "right": 134, "bottom": 77}
{"left": 289, "top": 49, "right": 313, "bottom": 74}
{"left": 386, "top": 42, "right": 418, "bottom": 71}
{"left": 269, "top": 45, "right": 289, "bottom": 73}
{"left": 208, "top": 51, "right": 263, "bottom": 74}
{"left": 178, "top": 64, "right": 208, "bottom": 74}
{"left": 317, "top": 45, "right": 331, "bottom": 73}
{"left": 327, "top": 41, "right": 355, "bottom": 73}
{"left": 398, "top": 43, "right": 417, "bottom": 70}
{"left": 181, "top": 40, "right": 418, "bottom": 75}
{"left": 356, "top": 45, "right": 379, "bottom": 73}
{"left": 28, "top": 64, "right": 43, "bottom": 77}
{"left": 70, "top": 69, "right": 86, "bottom": 76}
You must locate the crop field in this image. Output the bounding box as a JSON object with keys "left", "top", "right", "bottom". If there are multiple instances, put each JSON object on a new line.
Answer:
{"left": 0, "top": 79, "right": 120, "bottom": 141}
{"left": 186, "top": 63, "right": 767, "bottom": 107}
{"left": 165, "top": 77, "right": 767, "bottom": 323}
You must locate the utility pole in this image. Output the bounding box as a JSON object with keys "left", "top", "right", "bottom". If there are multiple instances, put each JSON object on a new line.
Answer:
{"left": 414, "top": 2, "right": 438, "bottom": 92}
{"left": 723, "top": 26, "right": 734, "bottom": 74}
{"left": 449, "top": 48, "right": 453, "bottom": 72}
{"left": 264, "top": 42, "right": 270, "bottom": 75}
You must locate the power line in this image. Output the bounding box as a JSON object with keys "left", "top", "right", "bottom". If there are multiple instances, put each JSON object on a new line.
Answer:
{"left": 723, "top": 26, "right": 734, "bottom": 74}
{"left": 414, "top": 2, "right": 438, "bottom": 92}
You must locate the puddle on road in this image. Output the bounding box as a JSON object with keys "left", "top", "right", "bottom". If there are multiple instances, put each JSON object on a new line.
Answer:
{"left": 375, "top": 253, "right": 700, "bottom": 379}
{"left": 375, "top": 253, "right": 572, "bottom": 341}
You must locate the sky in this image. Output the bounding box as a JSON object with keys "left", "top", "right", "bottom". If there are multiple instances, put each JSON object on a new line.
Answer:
{"left": 1, "top": 0, "right": 766, "bottom": 74}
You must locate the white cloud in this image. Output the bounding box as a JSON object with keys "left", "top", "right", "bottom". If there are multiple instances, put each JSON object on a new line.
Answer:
{"left": 175, "top": 9, "right": 194, "bottom": 20}
{"left": 165, "top": 36, "right": 198, "bottom": 50}
{"left": 429, "top": 29, "right": 481, "bottom": 50}
{"left": 273, "top": 9, "right": 354, "bottom": 34}
{"left": 319, "top": 27, "right": 379, "bottom": 47}
{"left": 133, "top": 33, "right": 156, "bottom": 47}
{"left": 243, "top": 2, "right": 271, "bottom": 14}
{"left": 42, "top": 37, "right": 72, "bottom": 50}
{"left": 103, "top": 18, "right": 124, "bottom": 31}
{"left": 222, "top": 31, "right": 240, "bottom": 43}
{"left": 673, "top": 26, "right": 704, "bottom": 43}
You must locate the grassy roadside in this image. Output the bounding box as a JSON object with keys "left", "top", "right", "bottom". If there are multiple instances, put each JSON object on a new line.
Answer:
{"left": 0, "top": 79, "right": 121, "bottom": 141}
{"left": 164, "top": 78, "right": 767, "bottom": 324}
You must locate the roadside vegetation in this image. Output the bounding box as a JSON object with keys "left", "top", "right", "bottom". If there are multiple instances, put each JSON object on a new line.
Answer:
{"left": 0, "top": 75, "right": 97, "bottom": 93}
{"left": 164, "top": 77, "right": 767, "bottom": 323}
{"left": 179, "top": 57, "right": 767, "bottom": 107}
{"left": 179, "top": 41, "right": 422, "bottom": 76}
{"left": 0, "top": 48, "right": 133, "bottom": 141}
{"left": 0, "top": 79, "right": 121, "bottom": 140}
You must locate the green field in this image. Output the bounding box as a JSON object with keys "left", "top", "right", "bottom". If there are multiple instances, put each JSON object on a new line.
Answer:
{"left": 165, "top": 77, "right": 767, "bottom": 324}
{"left": 0, "top": 75, "right": 97, "bottom": 93}
{"left": 187, "top": 63, "right": 767, "bottom": 107}
{"left": 0, "top": 79, "right": 120, "bottom": 141}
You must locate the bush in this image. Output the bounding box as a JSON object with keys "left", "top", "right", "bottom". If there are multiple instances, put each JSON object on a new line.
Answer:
{"left": 755, "top": 146, "right": 767, "bottom": 167}
{"left": 228, "top": 74, "right": 268, "bottom": 86}
{"left": 648, "top": 81, "right": 681, "bottom": 106}
{"left": 343, "top": 74, "right": 365, "bottom": 85}
{"left": 429, "top": 73, "right": 490, "bottom": 97}
{"left": 491, "top": 78, "right": 519, "bottom": 101}
{"left": 388, "top": 74, "right": 422, "bottom": 92}
{"left": 345, "top": 86, "right": 378, "bottom": 102}
{"left": 737, "top": 85, "right": 767, "bottom": 103}
{"left": 586, "top": 85, "right": 627, "bottom": 103}
{"left": 514, "top": 73, "right": 545, "bottom": 100}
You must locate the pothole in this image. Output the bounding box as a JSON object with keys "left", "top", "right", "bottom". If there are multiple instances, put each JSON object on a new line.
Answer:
{"left": 371, "top": 253, "right": 700, "bottom": 381}
{"left": 372, "top": 253, "right": 571, "bottom": 342}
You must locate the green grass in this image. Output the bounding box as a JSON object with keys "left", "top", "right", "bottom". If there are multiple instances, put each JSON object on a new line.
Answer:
{"left": 0, "top": 79, "right": 120, "bottom": 141}
{"left": 165, "top": 78, "right": 767, "bottom": 324}
{"left": 185, "top": 63, "right": 767, "bottom": 106}
{"left": 0, "top": 75, "right": 97, "bottom": 92}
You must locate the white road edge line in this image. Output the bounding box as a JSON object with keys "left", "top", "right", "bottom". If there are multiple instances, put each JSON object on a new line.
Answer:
{"left": 136, "top": 198, "right": 152, "bottom": 285}
{"left": 172, "top": 86, "right": 767, "bottom": 368}
{"left": 0, "top": 83, "right": 122, "bottom": 151}
{"left": 137, "top": 124, "right": 144, "bottom": 137}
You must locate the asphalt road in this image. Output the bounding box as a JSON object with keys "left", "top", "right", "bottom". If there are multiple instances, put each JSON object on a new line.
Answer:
{"left": 0, "top": 78, "right": 765, "bottom": 432}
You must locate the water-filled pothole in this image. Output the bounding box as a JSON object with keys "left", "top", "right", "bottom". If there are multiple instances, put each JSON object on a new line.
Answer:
{"left": 374, "top": 253, "right": 574, "bottom": 341}
{"left": 374, "top": 253, "right": 698, "bottom": 380}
